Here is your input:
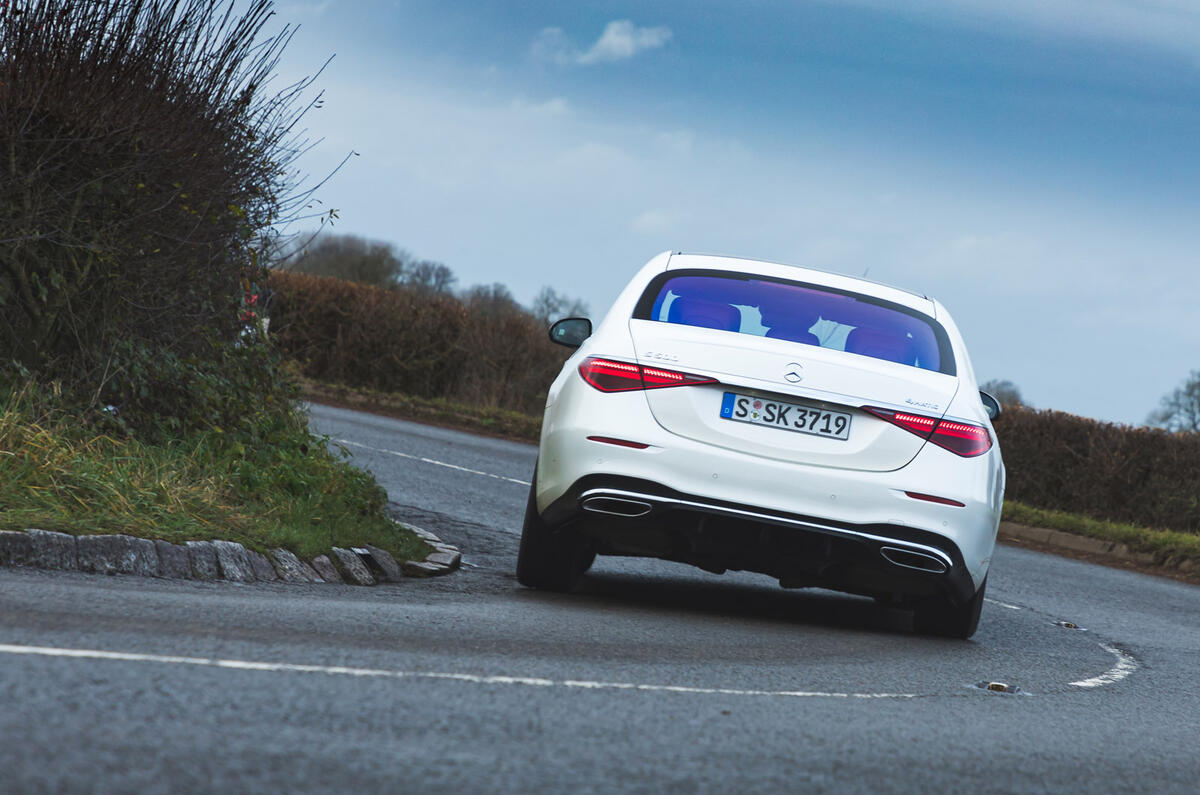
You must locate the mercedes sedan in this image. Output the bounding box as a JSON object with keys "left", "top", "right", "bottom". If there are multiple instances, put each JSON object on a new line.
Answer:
{"left": 519, "top": 251, "right": 1004, "bottom": 639}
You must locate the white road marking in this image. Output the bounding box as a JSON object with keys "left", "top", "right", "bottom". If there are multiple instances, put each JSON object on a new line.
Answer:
{"left": 1070, "top": 643, "right": 1138, "bottom": 688}
{"left": 335, "top": 438, "right": 531, "bottom": 486}
{"left": 0, "top": 643, "right": 917, "bottom": 700}
{"left": 984, "top": 598, "right": 1022, "bottom": 610}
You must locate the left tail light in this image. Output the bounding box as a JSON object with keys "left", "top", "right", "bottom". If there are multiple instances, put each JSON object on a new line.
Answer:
{"left": 579, "top": 357, "right": 718, "bottom": 393}
{"left": 862, "top": 407, "right": 992, "bottom": 457}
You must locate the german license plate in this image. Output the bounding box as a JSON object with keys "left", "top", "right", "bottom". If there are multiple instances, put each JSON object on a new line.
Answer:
{"left": 719, "top": 392, "right": 851, "bottom": 440}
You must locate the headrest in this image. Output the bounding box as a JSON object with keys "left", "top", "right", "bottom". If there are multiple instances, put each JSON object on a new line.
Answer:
{"left": 844, "top": 327, "right": 916, "bottom": 365}
{"left": 667, "top": 298, "right": 741, "bottom": 331}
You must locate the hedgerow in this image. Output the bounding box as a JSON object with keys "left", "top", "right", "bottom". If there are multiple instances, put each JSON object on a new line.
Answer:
{"left": 268, "top": 271, "right": 572, "bottom": 415}
{"left": 998, "top": 408, "right": 1200, "bottom": 534}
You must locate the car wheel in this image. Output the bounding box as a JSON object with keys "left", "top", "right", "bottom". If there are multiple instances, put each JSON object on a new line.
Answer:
{"left": 912, "top": 576, "right": 986, "bottom": 640}
{"left": 516, "top": 467, "right": 591, "bottom": 592}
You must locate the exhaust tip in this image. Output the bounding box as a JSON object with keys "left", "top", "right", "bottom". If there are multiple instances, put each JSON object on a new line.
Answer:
{"left": 880, "top": 546, "right": 948, "bottom": 574}
{"left": 581, "top": 496, "right": 653, "bottom": 518}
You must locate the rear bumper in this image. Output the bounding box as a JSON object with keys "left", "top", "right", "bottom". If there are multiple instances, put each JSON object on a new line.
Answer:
{"left": 542, "top": 473, "right": 980, "bottom": 605}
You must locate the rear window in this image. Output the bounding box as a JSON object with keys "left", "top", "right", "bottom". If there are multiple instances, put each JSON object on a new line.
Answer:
{"left": 633, "top": 269, "right": 954, "bottom": 375}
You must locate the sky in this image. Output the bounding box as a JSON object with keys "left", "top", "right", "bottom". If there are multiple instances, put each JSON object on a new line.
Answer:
{"left": 268, "top": 0, "right": 1200, "bottom": 426}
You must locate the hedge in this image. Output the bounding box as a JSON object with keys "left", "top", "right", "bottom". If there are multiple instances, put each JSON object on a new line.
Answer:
{"left": 998, "top": 407, "right": 1199, "bottom": 534}
{"left": 266, "top": 271, "right": 571, "bottom": 416}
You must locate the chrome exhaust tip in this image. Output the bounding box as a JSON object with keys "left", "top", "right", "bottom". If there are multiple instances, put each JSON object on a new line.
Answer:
{"left": 880, "top": 546, "right": 949, "bottom": 574}
{"left": 581, "top": 496, "right": 653, "bottom": 518}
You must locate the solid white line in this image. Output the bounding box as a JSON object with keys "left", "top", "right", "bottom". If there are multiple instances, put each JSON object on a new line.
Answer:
{"left": 1070, "top": 643, "right": 1138, "bottom": 688}
{"left": 984, "top": 598, "right": 1022, "bottom": 610}
{"left": 0, "top": 643, "right": 917, "bottom": 699}
{"left": 334, "top": 438, "right": 531, "bottom": 486}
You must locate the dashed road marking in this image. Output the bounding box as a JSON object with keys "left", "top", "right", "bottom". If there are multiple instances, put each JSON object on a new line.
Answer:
{"left": 1070, "top": 643, "right": 1137, "bottom": 688}
{"left": 0, "top": 643, "right": 918, "bottom": 700}
{"left": 335, "top": 438, "right": 531, "bottom": 486}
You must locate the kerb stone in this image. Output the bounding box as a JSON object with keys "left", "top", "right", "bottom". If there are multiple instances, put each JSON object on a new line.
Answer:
{"left": 310, "top": 555, "right": 344, "bottom": 584}
{"left": 332, "top": 547, "right": 375, "bottom": 585}
{"left": 212, "top": 540, "right": 255, "bottom": 582}
{"left": 0, "top": 530, "right": 34, "bottom": 567}
{"left": 186, "top": 541, "right": 220, "bottom": 580}
{"left": 1044, "top": 529, "right": 1113, "bottom": 555}
{"left": 154, "top": 540, "right": 192, "bottom": 579}
{"left": 26, "top": 529, "right": 78, "bottom": 570}
{"left": 425, "top": 549, "right": 461, "bottom": 570}
{"left": 270, "top": 549, "right": 323, "bottom": 583}
{"left": 402, "top": 560, "right": 449, "bottom": 577}
{"left": 77, "top": 535, "right": 159, "bottom": 576}
{"left": 362, "top": 545, "right": 404, "bottom": 582}
{"left": 247, "top": 550, "right": 278, "bottom": 581}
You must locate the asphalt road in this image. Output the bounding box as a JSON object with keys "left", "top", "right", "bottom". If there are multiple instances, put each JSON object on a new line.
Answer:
{"left": 2, "top": 402, "right": 1199, "bottom": 793}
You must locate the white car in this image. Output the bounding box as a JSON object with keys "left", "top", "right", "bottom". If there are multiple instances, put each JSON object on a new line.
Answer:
{"left": 519, "top": 251, "right": 1005, "bottom": 639}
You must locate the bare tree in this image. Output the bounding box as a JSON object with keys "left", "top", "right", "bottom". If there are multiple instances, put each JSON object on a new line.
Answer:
{"left": 530, "top": 286, "right": 590, "bottom": 325}
{"left": 979, "top": 378, "right": 1025, "bottom": 408}
{"left": 402, "top": 260, "right": 457, "bottom": 295}
{"left": 1147, "top": 370, "right": 1200, "bottom": 432}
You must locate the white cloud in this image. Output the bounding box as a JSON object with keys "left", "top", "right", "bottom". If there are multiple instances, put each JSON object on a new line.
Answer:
{"left": 532, "top": 20, "right": 672, "bottom": 66}
{"left": 578, "top": 20, "right": 673, "bottom": 65}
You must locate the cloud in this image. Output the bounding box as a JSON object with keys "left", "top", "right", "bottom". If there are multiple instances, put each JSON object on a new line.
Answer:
{"left": 578, "top": 20, "right": 673, "bottom": 64}
{"left": 532, "top": 20, "right": 672, "bottom": 66}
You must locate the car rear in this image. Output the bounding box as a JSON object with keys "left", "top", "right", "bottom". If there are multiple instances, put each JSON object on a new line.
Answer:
{"left": 526, "top": 252, "right": 1004, "bottom": 637}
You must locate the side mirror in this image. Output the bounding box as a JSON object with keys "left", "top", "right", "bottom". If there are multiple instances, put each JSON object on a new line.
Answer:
{"left": 979, "top": 390, "right": 1002, "bottom": 421}
{"left": 549, "top": 317, "right": 592, "bottom": 348}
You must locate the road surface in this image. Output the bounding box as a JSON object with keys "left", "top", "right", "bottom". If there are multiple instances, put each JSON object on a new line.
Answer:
{"left": 1, "top": 402, "right": 1197, "bottom": 792}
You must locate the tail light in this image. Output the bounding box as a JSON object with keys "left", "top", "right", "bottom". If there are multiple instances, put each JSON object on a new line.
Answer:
{"left": 579, "top": 357, "right": 718, "bottom": 393}
{"left": 863, "top": 407, "right": 992, "bottom": 457}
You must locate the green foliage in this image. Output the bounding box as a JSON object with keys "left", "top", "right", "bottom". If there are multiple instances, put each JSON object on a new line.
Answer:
{"left": 0, "top": 382, "right": 429, "bottom": 562}
{"left": 92, "top": 337, "right": 299, "bottom": 443}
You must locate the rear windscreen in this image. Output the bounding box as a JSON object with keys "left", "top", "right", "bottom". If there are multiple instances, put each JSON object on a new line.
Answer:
{"left": 633, "top": 269, "right": 954, "bottom": 375}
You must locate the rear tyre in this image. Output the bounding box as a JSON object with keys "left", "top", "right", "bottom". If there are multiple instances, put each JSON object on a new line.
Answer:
{"left": 912, "top": 576, "right": 986, "bottom": 640}
{"left": 516, "top": 469, "right": 590, "bottom": 592}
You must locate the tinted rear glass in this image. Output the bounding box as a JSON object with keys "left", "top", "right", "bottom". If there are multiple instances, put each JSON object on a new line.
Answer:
{"left": 634, "top": 269, "right": 954, "bottom": 375}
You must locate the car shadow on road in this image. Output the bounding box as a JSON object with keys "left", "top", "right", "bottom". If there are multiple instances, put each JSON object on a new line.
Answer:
{"left": 545, "top": 568, "right": 918, "bottom": 637}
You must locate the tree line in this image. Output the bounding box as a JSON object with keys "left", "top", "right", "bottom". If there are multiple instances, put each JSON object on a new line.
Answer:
{"left": 280, "top": 232, "right": 589, "bottom": 325}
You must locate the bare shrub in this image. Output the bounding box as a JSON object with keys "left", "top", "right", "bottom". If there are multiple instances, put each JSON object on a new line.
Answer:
{"left": 1, "top": 0, "right": 320, "bottom": 428}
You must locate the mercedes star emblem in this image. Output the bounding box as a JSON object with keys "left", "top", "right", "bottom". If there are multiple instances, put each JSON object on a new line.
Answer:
{"left": 783, "top": 363, "right": 804, "bottom": 383}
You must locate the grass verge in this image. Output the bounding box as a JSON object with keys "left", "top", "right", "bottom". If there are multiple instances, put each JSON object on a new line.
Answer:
{"left": 1002, "top": 500, "right": 1200, "bottom": 566}
{"left": 1, "top": 386, "right": 430, "bottom": 563}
